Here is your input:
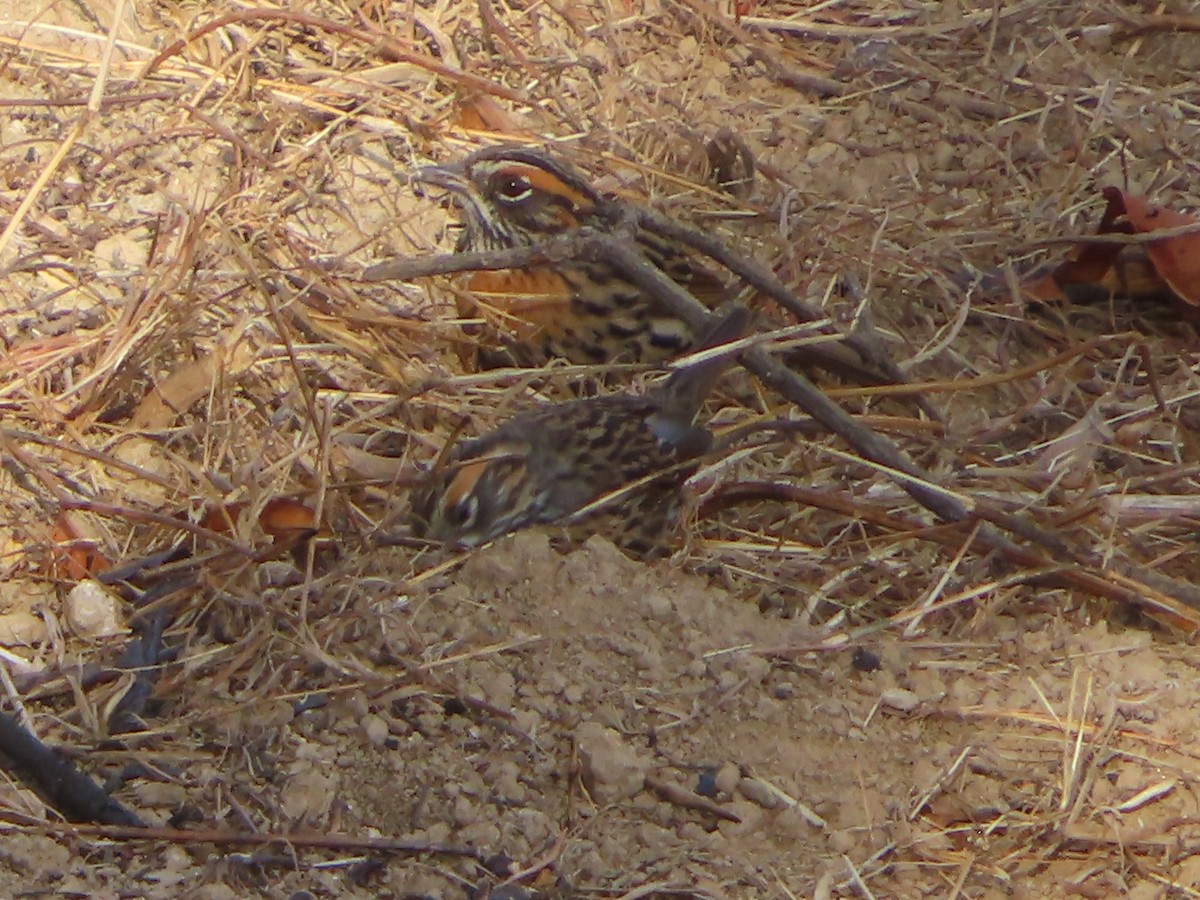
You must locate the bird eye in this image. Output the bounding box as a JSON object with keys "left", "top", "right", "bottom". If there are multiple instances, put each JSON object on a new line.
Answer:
{"left": 493, "top": 174, "right": 533, "bottom": 203}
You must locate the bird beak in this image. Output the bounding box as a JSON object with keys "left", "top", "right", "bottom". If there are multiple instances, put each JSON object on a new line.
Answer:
{"left": 411, "top": 161, "right": 471, "bottom": 198}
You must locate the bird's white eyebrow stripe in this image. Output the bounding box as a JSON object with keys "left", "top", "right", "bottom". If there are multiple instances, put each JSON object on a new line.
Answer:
{"left": 489, "top": 162, "right": 593, "bottom": 208}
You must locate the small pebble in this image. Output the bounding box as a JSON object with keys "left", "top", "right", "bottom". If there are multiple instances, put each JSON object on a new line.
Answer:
{"left": 563, "top": 682, "right": 585, "bottom": 705}
{"left": 737, "top": 778, "right": 781, "bottom": 810}
{"left": 851, "top": 646, "right": 882, "bottom": 672}
{"left": 361, "top": 714, "right": 389, "bottom": 747}
{"left": 772, "top": 681, "right": 798, "bottom": 699}
{"left": 714, "top": 763, "right": 741, "bottom": 795}
{"left": 881, "top": 687, "right": 922, "bottom": 712}
{"left": 65, "top": 580, "right": 127, "bottom": 639}
{"left": 575, "top": 722, "right": 649, "bottom": 803}
{"left": 828, "top": 829, "right": 857, "bottom": 854}
{"left": 643, "top": 592, "right": 673, "bottom": 619}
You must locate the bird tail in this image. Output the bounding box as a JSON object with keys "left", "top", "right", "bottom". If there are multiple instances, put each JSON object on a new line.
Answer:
{"left": 657, "top": 305, "right": 752, "bottom": 425}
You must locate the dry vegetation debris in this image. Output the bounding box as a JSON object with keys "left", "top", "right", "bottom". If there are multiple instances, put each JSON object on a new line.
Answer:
{"left": 0, "top": 0, "right": 1198, "bottom": 897}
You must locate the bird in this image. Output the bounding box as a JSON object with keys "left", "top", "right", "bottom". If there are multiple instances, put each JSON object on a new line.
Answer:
{"left": 412, "top": 144, "right": 738, "bottom": 368}
{"left": 412, "top": 144, "right": 895, "bottom": 385}
{"left": 410, "top": 306, "right": 750, "bottom": 556}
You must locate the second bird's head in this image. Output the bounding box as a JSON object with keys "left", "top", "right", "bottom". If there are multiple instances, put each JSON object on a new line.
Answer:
{"left": 411, "top": 446, "right": 544, "bottom": 550}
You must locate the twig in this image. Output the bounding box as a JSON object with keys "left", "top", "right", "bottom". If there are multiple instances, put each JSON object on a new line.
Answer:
{"left": 0, "top": 91, "right": 177, "bottom": 109}
{"left": 0, "top": 712, "right": 143, "bottom": 827}
{"left": 644, "top": 773, "right": 742, "bottom": 823}
{"left": 0, "top": 814, "right": 485, "bottom": 859}
{"left": 666, "top": 0, "right": 849, "bottom": 97}
{"left": 1113, "top": 13, "right": 1200, "bottom": 42}
{"left": 623, "top": 205, "right": 914, "bottom": 389}
{"left": 139, "top": 8, "right": 525, "bottom": 103}
{"left": 88, "top": 0, "right": 127, "bottom": 112}
{"left": 1014, "top": 219, "right": 1200, "bottom": 250}
{"left": 719, "top": 481, "right": 1200, "bottom": 618}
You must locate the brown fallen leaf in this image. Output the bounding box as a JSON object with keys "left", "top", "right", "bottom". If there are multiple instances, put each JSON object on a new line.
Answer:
{"left": 199, "top": 498, "right": 319, "bottom": 541}
{"left": 49, "top": 512, "right": 113, "bottom": 580}
{"left": 454, "top": 94, "right": 530, "bottom": 136}
{"left": 1019, "top": 186, "right": 1200, "bottom": 309}
{"left": 1108, "top": 187, "right": 1200, "bottom": 305}
{"left": 130, "top": 334, "right": 255, "bottom": 429}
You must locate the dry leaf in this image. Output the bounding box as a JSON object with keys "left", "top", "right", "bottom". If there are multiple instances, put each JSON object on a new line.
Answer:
{"left": 49, "top": 513, "right": 113, "bottom": 580}
{"left": 200, "top": 498, "right": 318, "bottom": 541}
{"left": 1021, "top": 186, "right": 1200, "bottom": 308}
{"left": 131, "top": 337, "right": 255, "bottom": 429}
{"left": 1105, "top": 187, "right": 1200, "bottom": 305}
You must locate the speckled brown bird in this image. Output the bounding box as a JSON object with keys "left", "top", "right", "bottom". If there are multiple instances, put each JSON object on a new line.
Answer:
{"left": 413, "top": 144, "right": 732, "bottom": 368}
{"left": 411, "top": 307, "right": 750, "bottom": 556}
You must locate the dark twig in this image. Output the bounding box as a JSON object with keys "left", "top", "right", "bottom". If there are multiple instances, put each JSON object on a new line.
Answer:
{"left": 0, "top": 712, "right": 143, "bottom": 827}
{"left": 717, "top": 482, "right": 1200, "bottom": 618}
{"left": 106, "top": 598, "right": 177, "bottom": 735}
{"left": 361, "top": 241, "right": 571, "bottom": 282}
{"left": 622, "top": 206, "right": 913, "bottom": 386}
{"left": 140, "top": 9, "right": 525, "bottom": 103}
{"left": 645, "top": 773, "right": 742, "bottom": 823}
{"left": 666, "top": 0, "right": 850, "bottom": 97}
{"left": 0, "top": 814, "right": 486, "bottom": 859}
{"left": 627, "top": 207, "right": 929, "bottom": 397}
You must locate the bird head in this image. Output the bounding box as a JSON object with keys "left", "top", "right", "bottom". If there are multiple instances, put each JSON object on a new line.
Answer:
{"left": 413, "top": 146, "right": 603, "bottom": 250}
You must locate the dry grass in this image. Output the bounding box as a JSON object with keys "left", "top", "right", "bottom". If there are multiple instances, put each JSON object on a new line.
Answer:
{"left": 1, "top": 0, "right": 1200, "bottom": 896}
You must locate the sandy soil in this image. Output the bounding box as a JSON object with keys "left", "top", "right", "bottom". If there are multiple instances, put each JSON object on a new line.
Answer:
{"left": 0, "top": 1, "right": 1199, "bottom": 898}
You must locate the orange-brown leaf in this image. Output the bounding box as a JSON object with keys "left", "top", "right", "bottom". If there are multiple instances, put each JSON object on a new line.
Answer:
{"left": 1020, "top": 270, "right": 1070, "bottom": 302}
{"left": 1104, "top": 187, "right": 1200, "bottom": 305}
{"left": 258, "top": 498, "right": 318, "bottom": 538}
{"left": 198, "top": 502, "right": 246, "bottom": 535}
{"left": 454, "top": 96, "right": 528, "bottom": 135}
{"left": 49, "top": 514, "right": 112, "bottom": 579}
{"left": 199, "top": 498, "right": 318, "bottom": 539}
{"left": 1020, "top": 186, "right": 1200, "bottom": 306}
{"left": 1044, "top": 188, "right": 1131, "bottom": 290}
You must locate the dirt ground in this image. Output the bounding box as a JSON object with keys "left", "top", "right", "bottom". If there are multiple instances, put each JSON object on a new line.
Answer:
{"left": 1, "top": 0, "right": 1200, "bottom": 897}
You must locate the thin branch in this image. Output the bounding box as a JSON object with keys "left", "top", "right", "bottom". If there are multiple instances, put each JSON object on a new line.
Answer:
{"left": 0, "top": 712, "right": 143, "bottom": 827}
{"left": 1, "top": 813, "right": 485, "bottom": 859}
